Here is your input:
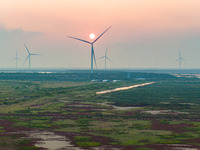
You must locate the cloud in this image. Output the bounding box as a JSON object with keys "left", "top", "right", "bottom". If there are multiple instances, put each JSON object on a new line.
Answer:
{"left": 0, "top": 26, "right": 44, "bottom": 68}
{"left": 0, "top": 26, "right": 44, "bottom": 39}
{"left": 0, "top": 26, "right": 44, "bottom": 49}
{"left": 11, "top": 28, "right": 44, "bottom": 37}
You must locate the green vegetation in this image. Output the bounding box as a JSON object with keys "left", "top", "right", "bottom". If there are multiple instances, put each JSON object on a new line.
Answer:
{"left": 76, "top": 142, "right": 101, "bottom": 147}
{"left": 0, "top": 72, "right": 200, "bottom": 149}
{"left": 0, "top": 126, "right": 5, "bottom": 132}
{"left": 74, "top": 136, "right": 92, "bottom": 142}
{"left": 97, "top": 80, "right": 200, "bottom": 106}
{"left": 20, "top": 146, "right": 40, "bottom": 150}
{"left": 0, "top": 136, "right": 34, "bottom": 150}
{"left": 73, "top": 136, "right": 101, "bottom": 147}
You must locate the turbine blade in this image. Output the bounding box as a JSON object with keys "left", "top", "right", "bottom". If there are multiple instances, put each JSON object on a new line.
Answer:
{"left": 181, "top": 58, "right": 187, "bottom": 61}
{"left": 67, "top": 36, "right": 91, "bottom": 44}
{"left": 105, "top": 47, "right": 108, "bottom": 56}
{"left": 98, "top": 56, "right": 105, "bottom": 59}
{"left": 23, "top": 43, "right": 30, "bottom": 54}
{"left": 31, "top": 54, "right": 40, "bottom": 56}
{"left": 175, "top": 59, "right": 179, "bottom": 62}
{"left": 106, "top": 56, "right": 112, "bottom": 62}
{"left": 180, "top": 57, "right": 184, "bottom": 60}
{"left": 11, "top": 57, "right": 16, "bottom": 62}
{"left": 92, "top": 26, "right": 112, "bottom": 44}
{"left": 23, "top": 55, "right": 29, "bottom": 64}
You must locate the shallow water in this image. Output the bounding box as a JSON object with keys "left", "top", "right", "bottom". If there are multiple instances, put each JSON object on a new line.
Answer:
{"left": 97, "top": 102, "right": 140, "bottom": 110}
{"left": 28, "top": 131, "right": 82, "bottom": 150}
{"left": 144, "top": 110, "right": 189, "bottom": 115}
{"left": 145, "top": 110, "right": 172, "bottom": 115}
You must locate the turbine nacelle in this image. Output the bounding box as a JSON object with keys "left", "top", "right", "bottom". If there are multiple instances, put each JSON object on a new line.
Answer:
{"left": 99, "top": 47, "right": 111, "bottom": 70}
{"left": 67, "top": 26, "right": 111, "bottom": 73}
{"left": 11, "top": 51, "right": 21, "bottom": 68}
{"left": 175, "top": 51, "right": 186, "bottom": 69}
{"left": 23, "top": 43, "right": 41, "bottom": 69}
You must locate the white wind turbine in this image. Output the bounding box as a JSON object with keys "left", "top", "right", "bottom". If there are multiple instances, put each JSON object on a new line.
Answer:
{"left": 67, "top": 26, "right": 111, "bottom": 73}
{"left": 176, "top": 51, "right": 185, "bottom": 69}
{"left": 12, "top": 51, "right": 21, "bottom": 68}
{"left": 99, "top": 47, "right": 111, "bottom": 70}
{"left": 23, "top": 43, "right": 40, "bottom": 69}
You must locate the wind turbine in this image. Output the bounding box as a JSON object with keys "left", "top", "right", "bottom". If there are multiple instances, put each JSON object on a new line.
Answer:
{"left": 23, "top": 43, "right": 40, "bottom": 69}
{"left": 67, "top": 26, "right": 111, "bottom": 73}
{"left": 176, "top": 51, "right": 185, "bottom": 69}
{"left": 12, "top": 51, "right": 21, "bottom": 68}
{"left": 99, "top": 47, "right": 111, "bottom": 70}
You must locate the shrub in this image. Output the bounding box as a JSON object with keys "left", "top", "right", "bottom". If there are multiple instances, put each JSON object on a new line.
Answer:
{"left": 74, "top": 136, "right": 91, "bottom": 142}
{"left": 76, "top": 142, "right": 101, "bottom": 147}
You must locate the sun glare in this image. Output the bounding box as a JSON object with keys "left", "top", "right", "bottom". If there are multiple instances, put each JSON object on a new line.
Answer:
{"left": 89, "top": 33, "right": 95, "bottom": 39}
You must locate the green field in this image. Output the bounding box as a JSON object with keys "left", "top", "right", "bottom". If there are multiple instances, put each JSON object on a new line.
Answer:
{"left": 0, "top": 72, "right": 200, "bottom": 149}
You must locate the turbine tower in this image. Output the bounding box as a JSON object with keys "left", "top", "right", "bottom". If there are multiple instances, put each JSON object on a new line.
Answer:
{"left": 68, "top": 26, "right": 111, "bottom": 73}
{"left": 23, "top": 43, "right": 40, "bottom": 69}
{"left": 99, "top": 47, "right": 111, "bottom": 70}
{"left": 176, "top": 51, "right": 185, "bottom": 69}
{"left": 12, "top": 51, "right": 21, "bottom": 68}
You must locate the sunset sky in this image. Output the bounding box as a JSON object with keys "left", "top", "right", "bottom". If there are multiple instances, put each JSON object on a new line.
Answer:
{"left": 0, "top": 0, "right": 200, "bottom": 69}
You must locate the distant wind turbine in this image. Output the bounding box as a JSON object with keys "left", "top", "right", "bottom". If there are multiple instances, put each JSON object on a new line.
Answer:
{"left": 67, "top": 26, "right": 111, "bottom": 73}
{"left": 99, "top": 47, "right": 111, "bottom": 70}
{"left": 12, "top": 51, "right": 21, "bottom": 68}
{"left": 23, "top": 43, "right": 40, "bottom": 69}
{"left": 176, "top": 51, "right": 185, "bottom": 69}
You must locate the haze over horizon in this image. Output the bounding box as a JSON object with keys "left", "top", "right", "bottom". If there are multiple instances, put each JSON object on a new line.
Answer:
{"left": 1, "top": 0, "right": 200, "bottom": 69}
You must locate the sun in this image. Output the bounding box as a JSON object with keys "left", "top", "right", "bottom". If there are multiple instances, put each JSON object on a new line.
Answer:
{"left": 89, "top": 33, "right": 95, "bottom": 39}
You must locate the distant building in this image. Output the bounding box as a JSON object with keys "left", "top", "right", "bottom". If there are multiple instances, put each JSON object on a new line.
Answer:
{"left": 102, "top": 79, "right": 109, "bottom": 82}
{"left": 91, "top": 79, "right": 99, "bottom": 82}
{"left": 113, "top": 80, "right": 120, "bottom": 82}
{"left": 136, "top": 78, "right": 145, "bottom": 81}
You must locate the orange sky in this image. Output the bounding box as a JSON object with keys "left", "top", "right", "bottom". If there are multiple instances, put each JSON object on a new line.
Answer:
{"left": 1, "top": 0, "right": 200, "bottom": 68}
{"left": 2, "top": 0, "right": 200, "bottom": 35}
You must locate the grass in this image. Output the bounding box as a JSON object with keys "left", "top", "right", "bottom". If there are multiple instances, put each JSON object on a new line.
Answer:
{"left": 74, "top": 136, "right": 92, "bottom": 142}
{"left": 54, "top": 127, "right": 82, "bottom": 132}
{"left": 0, "top": 136, "right": 35, "bottom": 150}
{"left": 1, "top": 75, "right": 200, "bottom": 148}
{"left": 19, "top": 146, "right": 40, "bottom": 150}
{"left": 89, "top": 120, "right": 175, "bottom": 145}
{"left": 109, "top": 130, "right": 172, "bottom": 145}
{"left": 52, "top": 119, "right": 76, "bottom": 125}
{"left": 15, "top": 116, "right": 52, "bottom": 129}
{"left": 0, "top": 126, "right": 5, "bottom": 133}
{"left": 96, "top": 80, "right": 200, "bottom": 106}
{"left": 76, "top": 142, "right": 101, "bottom": 147}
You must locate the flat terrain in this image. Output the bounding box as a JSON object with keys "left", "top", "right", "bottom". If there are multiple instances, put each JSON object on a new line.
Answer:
{"left": 0, "top": 72, "right": 200, "bottom": 150}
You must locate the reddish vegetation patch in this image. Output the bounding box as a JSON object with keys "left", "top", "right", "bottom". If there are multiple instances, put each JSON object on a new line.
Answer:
{"left": 63, "top": 101, "right": 107, "bottom": 110}
{"left": 184, "top": 138, "right": 200, "bottom": 144}
{"left": 53, "top": 131, "right": 125, "bottom": 150}
{"left": 148, "top": 144, "right": 200, "bottom": 150}
{"left": 65, "top": 107, "right": 95, "bottom": 111}
{"left": 30, "top": 103, "right": 44, "bottom": 108}
{"left": 0, "top": 119, "right": 40, "bottom": 149}
{"left": 152, "top": 121, "right": 195, "bottom": 133}
{"left": 0, "top": 119, "right": 31, "bottom": 134}
{"left": 123, "top": 111, "right": 134, "bottom": 116}
{"left": 77, "top": 112, "right": 93, "bottom": 116}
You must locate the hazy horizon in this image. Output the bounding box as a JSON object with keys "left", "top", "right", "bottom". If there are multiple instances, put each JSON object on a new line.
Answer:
{"left": 1, "top": 0, "right": 200, "bottom": 69}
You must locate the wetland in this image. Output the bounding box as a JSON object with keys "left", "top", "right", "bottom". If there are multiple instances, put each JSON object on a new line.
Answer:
{"left": 0, "top": 71, "right": 200, "bottom": 149}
